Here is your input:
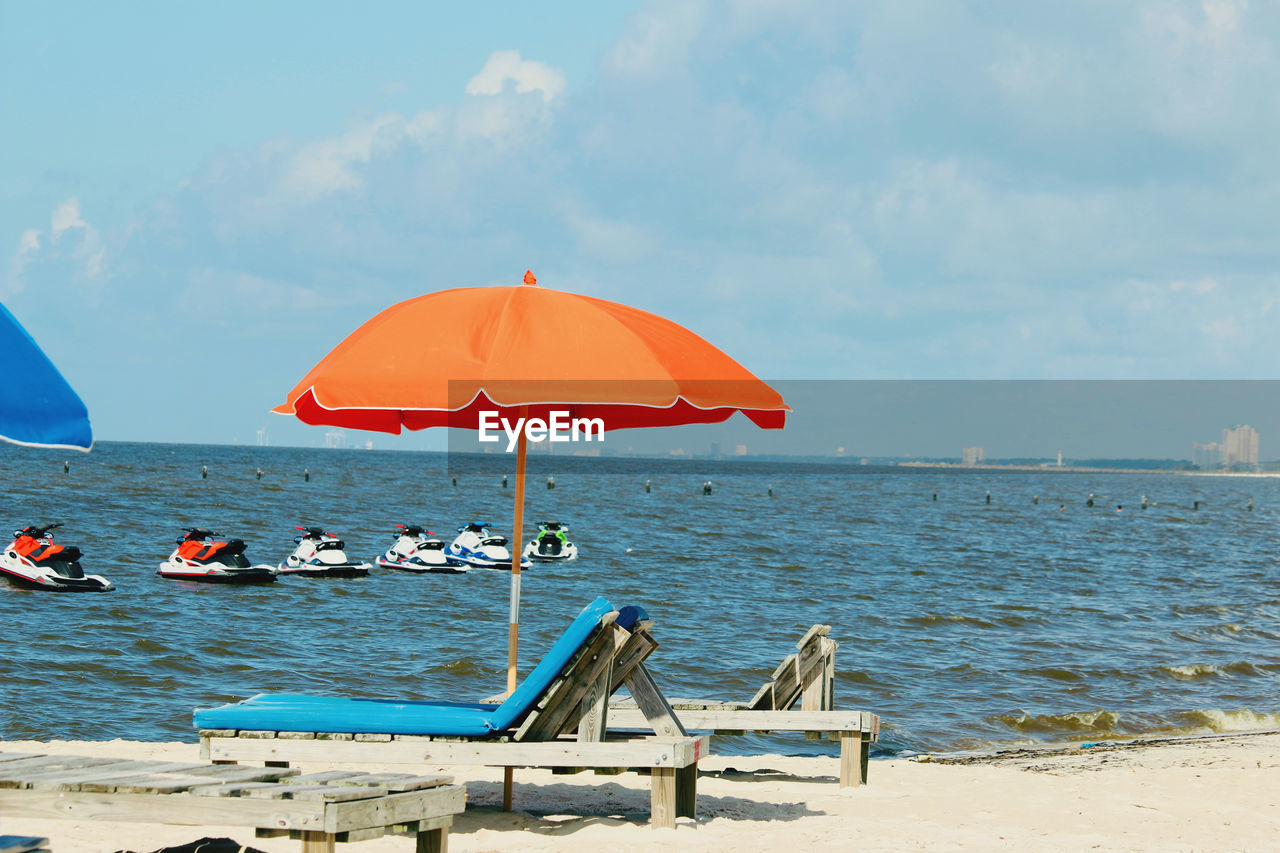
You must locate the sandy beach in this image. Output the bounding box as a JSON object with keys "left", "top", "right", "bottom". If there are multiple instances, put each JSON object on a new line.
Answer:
{"left": 3, "top": 733, "right": 1278, "bottom": 851}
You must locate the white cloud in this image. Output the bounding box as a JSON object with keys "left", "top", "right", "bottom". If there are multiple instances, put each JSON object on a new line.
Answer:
{"left": 5, "top": 199, "right": 107, "bottom": 296}
{"left": 18, "top": 229, "right": 40, "bottom": 255}
{"left": 50, "top": 198, "right": 87, "bottom": 239}
{"left": 465, "top": 50, "right": 566, "bottom": 102}
{"left": 1170, "top": 278, "right": 1219, "bottom": 294}
{"left": 603, "top": 1, "right": 708, "bottom": 79}
{"left": 281, "top": 114, "right": 405, "bottom": 200}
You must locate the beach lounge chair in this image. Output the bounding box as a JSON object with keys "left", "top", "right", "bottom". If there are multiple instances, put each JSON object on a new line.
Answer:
{"left": 197, "top": 598, "right": 708, "bottom": 828}
{"left": 611, "top": 624, "right": 881, "bottom": 786}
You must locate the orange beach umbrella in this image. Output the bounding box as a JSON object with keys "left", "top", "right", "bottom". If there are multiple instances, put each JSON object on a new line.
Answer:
{"left": 275, "top": 273, "right": 788, "bottom": 691}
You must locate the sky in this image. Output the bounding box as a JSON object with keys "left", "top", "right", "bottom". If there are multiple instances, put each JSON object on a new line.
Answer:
{"left": 3, "top": 1, "right": 1278, "bottom": 453}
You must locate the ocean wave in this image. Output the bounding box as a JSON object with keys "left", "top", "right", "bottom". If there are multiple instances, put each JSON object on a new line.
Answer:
{"left": 994, "top": 709, "right": 1121, "bottom": 735}
{"left": 1157, "top": 661, "right": 1264, "bottom": 680}
{"left": 1174, "top": 708, "right": 1280, "bottom": 733}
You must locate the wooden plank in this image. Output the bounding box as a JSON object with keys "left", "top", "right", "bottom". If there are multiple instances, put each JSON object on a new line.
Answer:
{"left": 650, "top": 767, "right": 676, "bottom": 829}
{"left": 190, "top": 782, "right": 282, "bottom": 797}
{"left": 0, "top": 783, "right": 465, "bottom": 834}
{"left": 79, "top": 765, "right": 299, "bottom": 794}
{"left": 0, "top": 788, "right": 327, "bottom": 828}
{"left": 300, "top": 830, "right": 335, "bottom": 853}
{"left": 0, "top": 755, "right": 122, "bottom": 784}
{"left": 822, "top": 637, "right": 836, "bottom": 711}
{"left": 675, "top": 764, "right": 697, "bottom": 819}
{"left": 204, "top": 734, "right": 709, "bottom": 769}
{"left": 607, "top": 708, "right": 871, "bottom": 732}
{"left": 416, "top": 824, "right": 447, "bottom": 853}
{"left": 290, "top": 771, "right": 371, "bottom": 785}
{"left": 840, "top": 731, "right": 862, "bottom": 787}
{"left": 0, "top": 754, "right": 40, "bottom": 764}
{"left": 607, "top": 630, "right": 658, "bottom": 694}
{"left": 324, "top": 786, "right": 466, "bottom": 834}
{"left": 623, "top": 662, "right": 686, "bottom": 739}
{"left": 241, "top": 784, "right": 388, "bottom": 801}
{"left": 576, "top": 662, "right": 612, "bottom": 742}
{"left": 348, "top": 774, "right": 453, "bottom": 792}
{"left": 27, "top": 762, "right": 210, "bottom": 791}
{"left": 794, "top": 624, "right": 830, "bottom": 651}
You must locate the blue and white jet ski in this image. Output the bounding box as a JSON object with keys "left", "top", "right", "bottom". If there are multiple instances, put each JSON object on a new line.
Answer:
{"left": 445, "top": 522, "right": 531, "bottom": 570}
{"left": 375, "top": 524, "right": 464, "bottom": 574}
{"left": 522, "top": 521, "right": 579, "bottom": 563}
{"left": 278, "top": 526, "right": 372, "bottom": 578}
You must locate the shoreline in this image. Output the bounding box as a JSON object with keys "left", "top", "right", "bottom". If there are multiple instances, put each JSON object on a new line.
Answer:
{"left": 4, "top": 732, "right": 1278, "bottom": 850}
{"left": 896, "top": 461, "right": 1280, "bottom": 477}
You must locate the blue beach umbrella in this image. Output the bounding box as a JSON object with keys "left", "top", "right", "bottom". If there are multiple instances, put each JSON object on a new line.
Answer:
{"left": 0, "top": 301, "right": 92, "bottom": 450}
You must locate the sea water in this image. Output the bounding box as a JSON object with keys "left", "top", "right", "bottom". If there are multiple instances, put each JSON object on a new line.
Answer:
{"left": 0, "top": 441, "right": 1276, "bottom": 756}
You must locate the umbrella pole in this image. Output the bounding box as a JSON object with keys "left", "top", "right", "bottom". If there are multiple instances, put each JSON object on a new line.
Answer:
{"left": 507, "top": 427, "right": 528, "bottom": 692}
{"left": 503, "top": 426, "right": 528, "bottom": 813}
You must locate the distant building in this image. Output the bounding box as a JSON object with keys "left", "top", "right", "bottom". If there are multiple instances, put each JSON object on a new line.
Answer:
{"left": 1222, "top": 425, "right": 1259, "bottom": 467}
{"left": 734, "top": 444, "right": 748, "bottom": 456}
{"left": 709, "top": 441, "right": 721, "bottom": 457}
{"left": 324, "top": 430, "right": 346, "bottom": 449}
{"left": 961, "top": 446, "right": 985, "bottom": 466}
{"left": 1193, "top": 441, "right": 1223, "bottom": 468}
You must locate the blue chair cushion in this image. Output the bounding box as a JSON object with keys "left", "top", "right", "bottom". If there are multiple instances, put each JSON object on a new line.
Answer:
{"left": 193, "top": 693, "right": 496, "bottom": 736}
{"left": 193, "top": 597, "right": 617, "bottom": 736}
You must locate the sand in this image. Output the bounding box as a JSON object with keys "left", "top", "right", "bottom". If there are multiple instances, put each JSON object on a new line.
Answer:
{"left": 2, "top": 733, "right": 1278, "bottom": 851}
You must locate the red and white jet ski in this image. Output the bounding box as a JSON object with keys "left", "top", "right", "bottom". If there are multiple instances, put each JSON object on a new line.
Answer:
{"left": 0, "top": 523, "right": 113, "bottom": 591}
{"left": 278, "top": 526, "right": 371, "bottom": 578}
{"left": 158, "top": 528, "right": 277, "bottom": 584}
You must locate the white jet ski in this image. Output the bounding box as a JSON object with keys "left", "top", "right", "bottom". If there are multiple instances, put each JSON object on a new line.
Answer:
{"left": 375, "top": 524, "right": 464, "bottom": 574}
{"left": 522, "top": 521, "right": 579, "bottom": 563}
{"left": 445, "top": 522, "right": 531, "bottom": 570}
{"left": 278, "top": 526, "right": 372, "bottom": 578}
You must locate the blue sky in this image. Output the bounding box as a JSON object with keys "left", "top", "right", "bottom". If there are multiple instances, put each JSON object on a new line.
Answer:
{"left": 2, "top": 1, "right": 1276, "bottom": 450}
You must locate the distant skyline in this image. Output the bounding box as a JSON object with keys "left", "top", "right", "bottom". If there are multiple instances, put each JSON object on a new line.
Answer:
{"left": 5, "top": 3, "right": 1280, "bottom": 446}
{"left": 427, "top": 381, "right": 1276, "bottom": 462}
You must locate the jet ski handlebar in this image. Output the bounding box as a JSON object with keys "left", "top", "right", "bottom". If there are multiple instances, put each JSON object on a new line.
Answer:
{"left": 15, "top": 522, "right": 61, "bottom": 538}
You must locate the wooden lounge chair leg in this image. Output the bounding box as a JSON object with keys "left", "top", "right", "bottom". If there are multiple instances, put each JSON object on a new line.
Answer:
{"left": 839, "top": 731, "right": 865, "bottom": 787}
{"left": 503, "top": 766, "right": 514, "bottom": 811}
{"left": 675, "top": 764, "right": 697, "bottom": 818}
{"left": 650, "top": 766, "right": 676, "bottom": 829}
{"left": 861, "top": 730, "right": 872, "bottom": 784}
{"left": 300, "top": 831, "right": 335, "bottom": 853}
{"left": 416, "top": 825, "right": 449, "bottom": 853}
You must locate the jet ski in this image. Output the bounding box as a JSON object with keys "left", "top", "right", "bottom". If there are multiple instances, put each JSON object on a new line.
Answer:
{"left": 375, "top": 524, "right": 465, "bottom": 573}
{"left": 158, "top": 528, "right": 277, "bottom": 584}
{"left": 278, "top": 526, "right": 372, "bottom": 578}
{"left": 0, "top": 523, "right": 113, "bottom": 591}
{"left": 445, "top": 522, "right": 531, "bottom": 570}
{"left": 523, "top": 521, "right": 579, "bottom": 563}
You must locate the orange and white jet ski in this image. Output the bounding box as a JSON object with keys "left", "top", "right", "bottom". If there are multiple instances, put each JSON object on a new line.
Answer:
{"left": 0, "top": 523, "right": 113, "bottom": 591}
{"left": 158, "top": 528, "right": 277, "bottom": 584}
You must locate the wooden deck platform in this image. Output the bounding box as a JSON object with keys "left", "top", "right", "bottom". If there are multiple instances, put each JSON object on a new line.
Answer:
{"left": 0, "top": 750, "right": 465, "bottom": 852}
{"left": 200, "top": 730, "right": 707, "bottom": 829}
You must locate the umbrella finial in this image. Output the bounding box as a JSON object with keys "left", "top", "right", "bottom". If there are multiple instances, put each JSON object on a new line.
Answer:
{"left": 523, "top": 270, "right": 537, "bottom": 286}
